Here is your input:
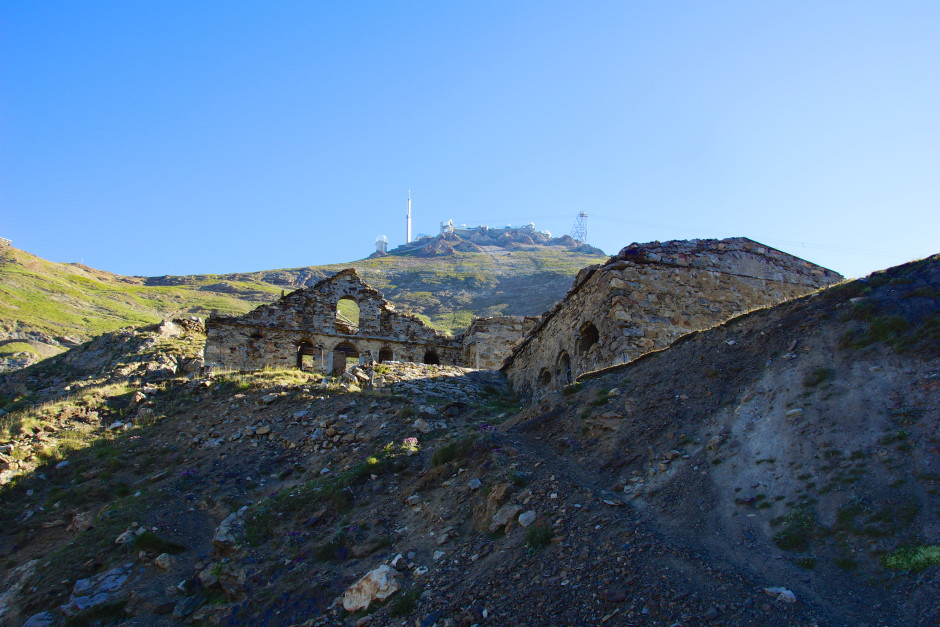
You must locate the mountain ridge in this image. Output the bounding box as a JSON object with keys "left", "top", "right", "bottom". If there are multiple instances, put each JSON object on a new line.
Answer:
{"left": 0, "top": 237, "right": 608, "bottom": 371}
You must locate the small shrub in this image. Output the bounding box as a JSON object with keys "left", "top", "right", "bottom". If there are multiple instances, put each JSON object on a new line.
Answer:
{"left": 868, "top": 315, "right": 911, "bottom": 343}
{"left": 525, "top": 522, "right": 553, "bottom": 550}
{"left": 133, "top": 531, "right": 186, "bottom": 555}
{"left": 772, "top": 506, "right": 816, "bottom": 552}
{"left": 834, "top": 557, "right": 858, "bottom": 570}
{"left": 882, "top": 545, "right": 940, "bottom": 572}
{"left": 803, "top": 367, "right": 834, "bottom": 388}
{"left": 315, "top": 532, "right": 349, "bottom": 562}
{"left": 508, "top": 471, "right": 528, "bottom": 488}
{"left": 432, "top": 442, "right": 458, "bottom": 467}
{"left": 774, "top": 529, "right": 810, "bottom": 552}
{"left": 794, "top": 557, "right": 816, "bottom": 569}
{"left": 561, "top": 383, "right": 583, "bottom": 396}
{"left": 390, "top": 586, "right": 421, "bottom": 618}
{"left": 431, "top": 436, "right": 476, "bottom": 467}
{"left": 878, "top": 429, "right": 909, "bottom": 445}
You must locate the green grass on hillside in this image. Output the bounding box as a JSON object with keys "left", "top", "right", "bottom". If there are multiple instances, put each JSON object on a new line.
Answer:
{"left": 0, "top": 248, "right": 280, "bottom": 339}
{"left": 1, "top": 243, "right": 607, "bottom": 346}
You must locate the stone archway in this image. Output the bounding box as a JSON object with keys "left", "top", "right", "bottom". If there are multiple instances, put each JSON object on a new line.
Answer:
{"left": 556, "top": 351, "right": 571, "bottom": 386}
{"left": 333, "top": 341, "right": 360, "bottom": 375}
{"left": 296, "top": 339, "right": 316, "bottom": 370}
{"left": 538, "top": 367, "right": 551, "bottom": 387}
{"left": 378, "top": 346, "right": 393, "bottom": 363}
{"left": 577, "top": 322, "right": 599, "bottom": 355}
{"left": 423, "top": 349, "right": 440, "bottom": 365}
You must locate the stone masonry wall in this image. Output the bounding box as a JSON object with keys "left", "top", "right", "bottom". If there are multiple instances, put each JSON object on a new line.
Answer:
{"left": 206, "top": 269, "right": 463, "bottom": 372}
{"left": 503, "top": 238, "right": 842, "bottom": 401}
{"left": 463, "top": 316, "right": 539, "bottom": 370}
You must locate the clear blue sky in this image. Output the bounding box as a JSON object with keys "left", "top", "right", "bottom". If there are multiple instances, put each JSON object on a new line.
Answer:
{"left": 2, "top": 2, "right": 938, "bottom": 279}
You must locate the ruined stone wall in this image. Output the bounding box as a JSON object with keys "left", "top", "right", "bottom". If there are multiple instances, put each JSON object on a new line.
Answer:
{"left": 462, "top": 316, "right": 539, "bottom": 370}
{"left": 206, "top": 269, "right": 462, "bottom": 372}
{"left": 503, "top": 238, "right": 842, "bottom": 400}
{"left": 205, "top": 324, "right": 462, "bottom": 370}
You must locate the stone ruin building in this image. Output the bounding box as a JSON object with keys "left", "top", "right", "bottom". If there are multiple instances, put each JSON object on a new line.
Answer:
{"left": 206, "top": 238, "right": 843, "bottom": 396}
{"left": 501, "top": 237, "right": 843, "bottom": 401}
{"left": 205, "top": 269, "right": 527, "bottom": 375}
{"left": 463, "top": 315, "right": 539, "bottom": 370}
{"left": 206, "top": 269, "right": 465, "bottom": 374}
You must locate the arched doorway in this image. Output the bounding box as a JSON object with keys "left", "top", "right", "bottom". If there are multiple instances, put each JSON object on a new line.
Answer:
{"left": 333, "top": 341, "right": 360, "bottom": 375}
{"left": 378, "top": 346, "right": 393, "bottom": 363}
{"left": 423, "top": 349, "right": 440, "bottom": 365}
{"left": 297, "top": 339, "right": 316, "bottom": 370}
{"left": 537, "top": 367, "right": 552, "bottom": 387}
{"left": 577, "top": 322, "right": 599, "bottom": 355}
{"left": 556, "top": 351, "right": 571, "bottom": 386}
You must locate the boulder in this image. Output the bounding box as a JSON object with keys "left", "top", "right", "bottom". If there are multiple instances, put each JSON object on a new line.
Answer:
{"left": 180, "top": 357, "right": 205, "bottom": 374}
{"left": 518, "top": 510, "right": 537, "bottom": 527}
{"left": 489, "top": 504, "right": 522, "bottom": 532}
{"left": 343, "top": 565, "right": 400, "bottom": 612}
{"left": 22, "top": 612, "right": 56, "bottom": 627}
{"left": 61, "top": 564, "right": 133, "bottom": 617}
{"left": 154, "top": 553, "right": 173, "bottom": 570}
{"left": 157, "top": 319, "right": 183, "bottom": 337}
{"left": 213, "top": 506, "right": 248, "bottom": 551}
{"left": 472, "top": 482, "right": 511, "bottom": 531}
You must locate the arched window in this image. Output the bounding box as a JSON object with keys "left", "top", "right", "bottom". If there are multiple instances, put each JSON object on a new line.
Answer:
{"left": 378, "top": 347, "right": 393, "bottom": 363}
{"left": 297, "top": 339, "right": 316, "bottom": 370}
{"left": 556, "top": 351, "right": 571, "bottom": 386}
{"left": 423, "top": 349, "right": 440, "bottom": 365}
{"left": 577, "top": 322, "right": 599, "bottom": 355}
{"left": 538, "top": 368, "right": 551, "bottom": 386}
{"left": 333, "top": 341, "right": 360, "bottom": 374}
{"left": 336, "top": 297, "right": 360, "bottom": 334}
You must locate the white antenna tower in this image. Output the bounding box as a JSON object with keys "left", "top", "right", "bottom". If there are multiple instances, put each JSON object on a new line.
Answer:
{"left": 570, "top": 211, "right": 588, "bottom": 244}
{"left": 406, "top": 191, "right": 412, "bottom": 244}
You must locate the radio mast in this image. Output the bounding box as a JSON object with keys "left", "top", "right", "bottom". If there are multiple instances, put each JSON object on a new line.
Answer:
{"left": 406, "top": 191, "right": 412, "bottom": 244}
{"left": 570, "top": 211, "right": 588, "bottom": 244}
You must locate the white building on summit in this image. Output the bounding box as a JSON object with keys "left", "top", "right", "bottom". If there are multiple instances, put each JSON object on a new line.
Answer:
{"left": 438, "top": 219, "right": 551, "bottom": 239}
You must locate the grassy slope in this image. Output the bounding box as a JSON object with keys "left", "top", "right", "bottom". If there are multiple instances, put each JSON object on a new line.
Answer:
{"left": 0, "top": 244, "right": 607, "bottom": 341}
{"left": 0, "top": 247, "right": 279, "bottom": 339}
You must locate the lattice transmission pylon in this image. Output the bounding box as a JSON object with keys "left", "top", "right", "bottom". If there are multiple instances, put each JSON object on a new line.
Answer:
{"left": 570, "top": 211, "right": 588, "bottom": 244}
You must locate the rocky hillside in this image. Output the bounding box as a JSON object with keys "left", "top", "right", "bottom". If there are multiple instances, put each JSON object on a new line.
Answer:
{"left": 505, "top": 253, "right": 940, "bottom": 624}
{"left": 0, "top": 238, "right": 607, "bottom": 371}
{"left": 0, "top": 255, "right": 936, "bottom": 626}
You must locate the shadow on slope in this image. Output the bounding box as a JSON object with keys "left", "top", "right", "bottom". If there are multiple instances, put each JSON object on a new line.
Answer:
{"left": 507, "top": 254, "right": 940, "bottom": 625}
